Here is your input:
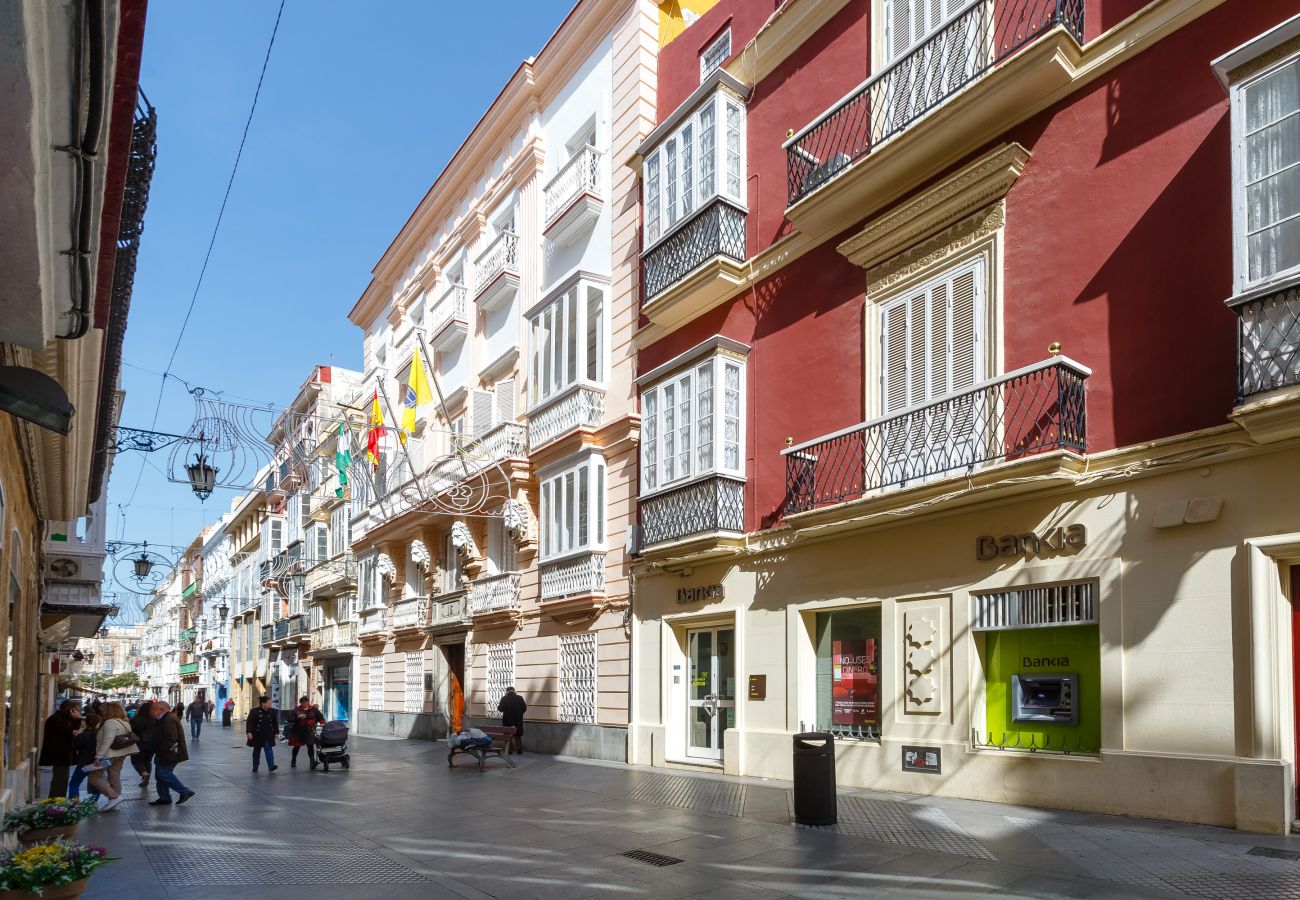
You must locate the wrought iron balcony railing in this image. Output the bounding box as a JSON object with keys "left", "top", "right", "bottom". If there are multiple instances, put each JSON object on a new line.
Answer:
{"left": 643, "top": 198, "right": 746, "bottom": 304}
{"left": 640, "top": 475, "right": 745, "bottom": 548}
{"left": 287, "top": 614, "right": 306, "bottom": 638}
{"left": 785, "top": 0, "right": 1084, "bottom": 204}
{"left": 260, "top": 624, "right": 275, "bottom": 644}
{"left": 544, "top": 145, "right": 603, "bottom": 224}
{"left": 528, "top": 385, "right": 605, "bottom": 450}
{"left": 273, "top": 618, "right": 290, "bottom": 641}
{"left": 179, "top": 662, "right": 199, "bottom": 676}
{"left": 1235, "top": 282, "right": 1300, "bottom": 402}
{"left": 468, "top": 573, "right": 521, "bottom": 616}
{"left": 783, "top": 357, "right": 1088, "bottom": 515}
{"left": 391, "top": 597, "right": 430, "bottom": 630}
{"left": 428, "top": 422, "right": 527, "bottom": 492}
{"left": 474, "top": 231, "right": 519, "bottom": 297}
{"left": 540, "top": 553, "right": 605, "bottom": 601}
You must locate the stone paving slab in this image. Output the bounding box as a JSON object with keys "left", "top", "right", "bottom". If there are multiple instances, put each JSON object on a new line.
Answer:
{"left": 55, "top": 731, "right": 1300, "bottom": 898}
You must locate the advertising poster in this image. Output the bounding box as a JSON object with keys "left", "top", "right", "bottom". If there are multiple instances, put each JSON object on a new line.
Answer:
{"left": 831, "top": 638, "right": 878, "bottom": 725}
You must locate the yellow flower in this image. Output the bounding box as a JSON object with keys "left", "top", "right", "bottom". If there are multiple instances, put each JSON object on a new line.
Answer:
{"left": 12, "top": 845, "right": 64, "bottom": 870}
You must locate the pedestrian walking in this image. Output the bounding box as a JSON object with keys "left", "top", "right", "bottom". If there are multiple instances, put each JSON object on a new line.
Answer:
{"left": 245, "top": 696, "right": 279, "bottom": 773}
{"left": 130, "top": 699, "right": 157, "bottom": 787}
{"left": 146, "top": 701, "right": 195, "bottom": 806}
{"left": 287, "top": 696, "right": 325, "bottom": 770}
{"left": 185, "top": 696, "right": 206, "bottom": 742}
{"left": 38, "top": 700, "right": 81, "bottom": 798}
{"left": 497, "top": 686, "right": 527, "bottom": 755}
{"left": 67, "top": 713, "right": 102, "bottom": 802}
{"left": 205, "top": 699, "right": 214, "bottom": 721}
{"left": 87, "top": 703, "right": 138, "bottom": 812}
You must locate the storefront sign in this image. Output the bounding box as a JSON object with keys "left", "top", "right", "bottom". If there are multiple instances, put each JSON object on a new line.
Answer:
{"left": 748, "top": 674, "right": 766, "bottom": 700}
{"left": 831, "top": 639, "right": 878, "bottom": 726}
{"left": 976, "top": 525, "right": 1086, "bottom": 561}
{"left": 677, "top": 584, "right": 725, "bottom": 604}
{"left": 902, "top": 745, "right": 942, "bottom": 774}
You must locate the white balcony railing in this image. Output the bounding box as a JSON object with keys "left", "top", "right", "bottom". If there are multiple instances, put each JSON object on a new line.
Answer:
{"left": 468, "top": 573, "right": 522, "bottom": 616}
{"left": 391, "top": 597, "right": 430, "bottom": 630}
{"left": 429, "top": 422, "right": 527, "bottom": 491}
{"left": 430, "top": 592, "right": 469, "bottom": 628}
{"left": 539, "top": 553, "right": 605, "bottom": 601}
{"left": 528, "top": 385, "right": 605, "bottom": 450}
{"left": 311, "top": 621, "right": 359, "bottom": 652}
{"left": 358, "top": 608, "right": 388, "bottom": 636}
{"left": 431, "top": 284, "right": 468, "bottom": 338}
{"left": 474, "top": 231, "right": 519, "bottom": 297}
{"left": 544, "top": 145, "right": 603, "bottom": 224}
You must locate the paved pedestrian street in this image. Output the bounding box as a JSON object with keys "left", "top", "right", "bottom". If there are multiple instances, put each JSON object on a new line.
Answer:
{"left": 72, "top": 732, "right": 1300, "bottom": 899}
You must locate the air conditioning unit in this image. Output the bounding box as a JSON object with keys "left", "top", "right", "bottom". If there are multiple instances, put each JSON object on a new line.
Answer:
{"left": 46, "top": 556, "right": 83, "bottom": 581}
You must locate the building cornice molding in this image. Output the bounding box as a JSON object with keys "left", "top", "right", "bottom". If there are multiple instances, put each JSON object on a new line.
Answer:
{"left": 839, "top": 143, "right": 1027, "bottom": 271}
{"left": 866, "top": 202, "right": 1004, "bottom": 294}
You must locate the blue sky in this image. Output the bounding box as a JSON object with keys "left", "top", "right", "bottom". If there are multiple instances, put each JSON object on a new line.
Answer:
{"left": 107, "top": 1, "right": 575, "bottom": 608}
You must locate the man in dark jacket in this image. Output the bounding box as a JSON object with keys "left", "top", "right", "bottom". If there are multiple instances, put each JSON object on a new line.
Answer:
{"left": 245, "top": 696, "right": 279, "bottom": 773}
{"left": 147, "top": 701, "right": 195, "bottom": 806}
{"left": 38, "top": 700, "right": 81, "bottom": 797}
{"left": 497, "top": 686, "right": 526, "bottom": 755}
{"left": 130, "top": 699, "right": 157, "bottom": 787}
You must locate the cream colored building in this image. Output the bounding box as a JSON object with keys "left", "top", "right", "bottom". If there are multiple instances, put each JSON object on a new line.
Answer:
{"left": 345, "top": 0, "right": 656, "bottom": 758}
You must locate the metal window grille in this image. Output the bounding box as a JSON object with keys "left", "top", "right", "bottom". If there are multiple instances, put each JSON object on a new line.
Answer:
{"left": 971, "top": 581, "right": 1097, "bottom": 632}
{"left": 559, "top": 632, "right": 597, "bottom": 724}
{"left": 485, "top": 641, "right": 515, "bottom": 715}
{"left": 368, "top": 658, "right": 384, "bottom": 711}
{"left": 404, "top": 652, "right": 423, "bottom": 713}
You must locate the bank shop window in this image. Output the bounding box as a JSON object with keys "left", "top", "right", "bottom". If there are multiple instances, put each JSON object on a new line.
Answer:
{"left": 814, "top": 606, "right": 882, "bottom": 740}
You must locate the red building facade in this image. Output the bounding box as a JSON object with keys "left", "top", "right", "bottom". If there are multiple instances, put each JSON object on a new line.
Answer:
{"left": 629, "top": 0, "right": 1300, "bottom": 833}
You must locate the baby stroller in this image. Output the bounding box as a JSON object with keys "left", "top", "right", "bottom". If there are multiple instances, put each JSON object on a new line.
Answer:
{"left": 316, "top": 720, "right": 350, "bottom": 771}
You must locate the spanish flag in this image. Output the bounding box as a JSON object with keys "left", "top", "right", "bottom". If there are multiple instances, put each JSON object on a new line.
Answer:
{"left": 400, "top": 351, "right": 432, "bottom": 437}
{"left": 366, "top": 391, "right": 383, "bottom": 470}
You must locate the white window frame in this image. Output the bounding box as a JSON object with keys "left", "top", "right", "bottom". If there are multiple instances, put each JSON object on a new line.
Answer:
{"left": 700, "top": 26, "right": 732, "bottom": 82}
{"left": 538, "top": 454, "right": 607, "bottom": 563}
{"left": 1229, "top": 50, "right": 1300, "bottom": 294}
{"left": 368, "top": 658, "right": 384, "bottom": 711}
{"left": 642, "top": 87, "right": 747, "bottom": 248}
{"left": 329, "top": 505, "right": 349, "bottom": 558}
{"left": 528, "top": 276, "right": 609, "bottom": 408}
{"left": 640, "top": 352, "right": 746, "bottom": 495}
{"left": 442, "top": 532, "right": 463, "bottom": 594}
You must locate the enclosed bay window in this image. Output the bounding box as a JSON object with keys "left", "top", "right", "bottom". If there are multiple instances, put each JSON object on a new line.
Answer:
{"left": 642, "top": 85, "right": 746, "bottom": 248}
{"left": 357, "top": 554, "right": 379, "bottom": 610}
{"left": 529, "top": 276, "right": 608, "bottom": 406}
{"left": 641, "top": 351, "right": 745, "bottom": 493}
{"left": 539, "top": 455, "right": 606, "bottom": 561}
{"left": 329, "top": 505, "right": 349, "bottom": 557}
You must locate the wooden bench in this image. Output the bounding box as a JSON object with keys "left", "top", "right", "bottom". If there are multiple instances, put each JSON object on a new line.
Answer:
{"left": 447, "top": 726, "right": 517, "bottom": 772}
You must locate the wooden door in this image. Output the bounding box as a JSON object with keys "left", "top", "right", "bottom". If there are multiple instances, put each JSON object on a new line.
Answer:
{"left": 445, "top": 643, "right": 465, "bottom": 734}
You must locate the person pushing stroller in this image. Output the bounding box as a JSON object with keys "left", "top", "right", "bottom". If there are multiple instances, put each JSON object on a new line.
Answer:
{"left": 288, "top": 697, "right": 326, "bottom": 769}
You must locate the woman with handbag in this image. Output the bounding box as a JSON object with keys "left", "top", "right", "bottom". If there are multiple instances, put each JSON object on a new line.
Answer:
{"left": 87, "top": 702, "right": 137, "bottom": 811}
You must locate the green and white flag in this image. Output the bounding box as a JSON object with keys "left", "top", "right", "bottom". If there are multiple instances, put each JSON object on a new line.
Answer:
{"left": 335, "top": 424, "right": 352, "bottom": 498}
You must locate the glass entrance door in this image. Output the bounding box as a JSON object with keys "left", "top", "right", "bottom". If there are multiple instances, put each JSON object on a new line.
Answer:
{"left": 686, "top": 626, "right": 735, "bottom": 760}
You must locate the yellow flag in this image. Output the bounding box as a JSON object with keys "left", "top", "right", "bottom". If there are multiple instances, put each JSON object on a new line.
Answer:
{"left": 401, "top": 351, "right": 432, "bottom": 435}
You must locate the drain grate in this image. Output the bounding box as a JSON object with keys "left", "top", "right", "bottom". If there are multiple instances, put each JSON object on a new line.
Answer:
{"left": 622, "top": 849, "right": 684, "bottom": 867}
{"left": 1248, "top": 847, "right": 1300, "bottom": 861}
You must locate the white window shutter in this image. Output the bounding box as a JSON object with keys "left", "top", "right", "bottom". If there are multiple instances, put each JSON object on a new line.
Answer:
{"left": 928, "top": 279, "right": 950, "bottom": 397}
{"left": 949, "top": 263, "right": 981, "bottom": 390}
{"left": 882, "top": 300, "right": 910, "bottom": 414}
{"left": 495, "top": 379, "right": 516, "bottom": 424}
{"left": 471, "top": 389, "right": 494, "bottom": 436}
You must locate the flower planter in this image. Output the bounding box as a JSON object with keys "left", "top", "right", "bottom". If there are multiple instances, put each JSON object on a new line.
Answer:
{"left": 14, "top": 825, "right": 76, "bottom": 845}
{"left": 0, "top": 877, "right": 88, "bottom": 900}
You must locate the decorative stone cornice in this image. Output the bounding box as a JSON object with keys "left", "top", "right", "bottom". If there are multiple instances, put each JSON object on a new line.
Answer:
{"left": 839, "top": 143, "right": 1028, "bottom": 271}
{"left": 867, "top": 202, "right": 1004, "bottom": 294}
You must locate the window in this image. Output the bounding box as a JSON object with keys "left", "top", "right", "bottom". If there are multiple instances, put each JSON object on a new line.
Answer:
{"left": 559, "top": 632, "right": 597, "bottom": 724}
{"left": 700, "top": 26, "right": 732, "bottom": 81}
{"left": 329, "top": 506, "right": 349, "bottom": 557}
{"left": 368, "top": 658, "right": 384, "bottom": 711}
{"left": 485, "top": 518, "right": 517, "bottom": 577}
{"left": 529, "top": 279, "right": 608, "bottom": 406}
{"left": 1232, "top": 54, "right": 1300, "bottom": 289}
{"left": 267, "top": 518, "right": 284, "bottom": 555}
{"left": 313, "top": 525, "right": 328, "bottom": 565}
{"left": 485, "top": 641, "right": 515, "bottom": 715}
{"left": 404, "top": 545, "right": 423, "bottom": 599}
{"left": 883, "top": 0, "right": 970, "bottom": 63}
{"left": 642, "top": 89, "right": 746, "bottom": 247}
{"left": 300, "top": 491, "right": 312, "bottom": 534}
{"left": 815, "top": 606, "right": 882, "bottom": 739}
{"left": 641, "top": 353, "right": 745, "bottom": 493}
{"left": 404, "top": 651, "right": 423, "bottom": 713}
{"left": 442, "top": 533, "right": 462, "bottom": 594}
{"left": 539, "top": 457, "right": 606, "bottom": 561}
{"left": 358, "top": 555, "right": 379, "bottom": 610}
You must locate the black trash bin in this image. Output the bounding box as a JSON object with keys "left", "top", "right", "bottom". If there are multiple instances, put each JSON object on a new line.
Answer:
{"left": 792, "top": 732, "right": 836, "bottom": 826}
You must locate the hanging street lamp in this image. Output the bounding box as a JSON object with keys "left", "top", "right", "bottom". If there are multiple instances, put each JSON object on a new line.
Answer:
{"left": 185, "top": 452, "right": 218, "bottom": 501}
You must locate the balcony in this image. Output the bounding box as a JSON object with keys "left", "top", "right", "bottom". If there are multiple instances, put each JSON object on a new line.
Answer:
{"left": 1235, "top": 283, "right": 1300, "bottom": 402}
{"left": 474, "top": 231, "right": 519, "bottom": 312}
{"left": 539, "top": 553, "right": 604, "bottom": 602}
{"left": 429, "top": 592, "right": 470, "bottom": 633}
{"left": 305, "top": 552, "right": 356, "bottom": 597}
{"left": 786, "top": 0, "right": 1084, "bottom": 212}
{"left": 642, "top": 198, "right": 746, "bottom": 316}
{"left": 782, "top": 357, "right": 1088, "bottom": 515}
{"left": 544, "top": 145, "right": 603, "bottom": 246}
{"left": 391, "top": 597, "right": 430, "bottom": 633}
{"left": 181, "top": 580, "right": 201, "bottom": 599}
{"left": 287, "top": 614, "right": 307, "bottom": 641}
{"left": 429, "top": 283, "right": 469, "bottom": 352}
{"left": 178, "top": 627, "right": 196, "bottom": 652}
{"left": 428, "top": 422, "right": 527, "bottom": 493}
{"left": 468, "top": 573, "right": 521, "bottom": 618}
{"left": 527, "top": 385, "right": 605, "bottom": 451}
{"left": 179, "top": 662, "right": 199, "bottom": 676}
{"left": 358, "top": 608, "right": 388, "bottom": 640}
{"left": 274, "top": 618, "right": 290, "bottom": 641}
{"left": 311, "top": 622, "right": 358, "bottom": 654}
{"left": 640, "top": 476, "right": 745, "bottom": 549}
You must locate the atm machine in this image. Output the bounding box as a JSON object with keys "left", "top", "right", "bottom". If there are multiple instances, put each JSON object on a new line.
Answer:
{"left": 1011, "top": 673, "right": 1079, "bottom": 725}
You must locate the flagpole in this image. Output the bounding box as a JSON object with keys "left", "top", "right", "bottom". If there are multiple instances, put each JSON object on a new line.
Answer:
{"left": 415, "top": 329, "right": 472, "bottom": 480}
{"left": 375, "top": 381, "right": 424, "bottom": 503}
